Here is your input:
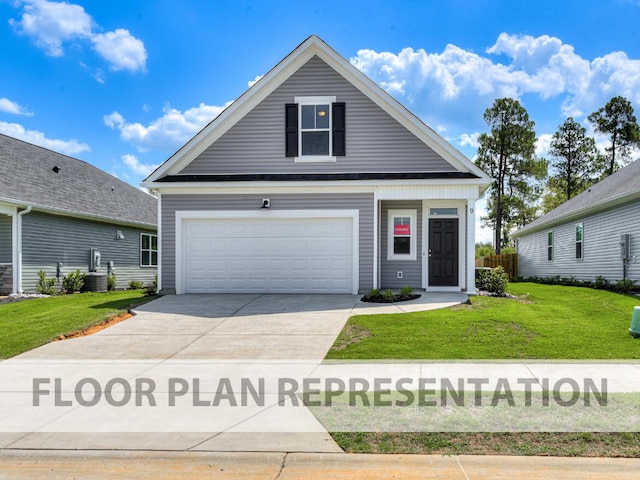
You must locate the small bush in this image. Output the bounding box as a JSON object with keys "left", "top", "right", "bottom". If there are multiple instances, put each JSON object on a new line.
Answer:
{"left": 368, "top": 288, "right": 380, "bottom": 297}
{"left": 107, "top": 274, "right": 117, "bottom": 291}
{"left": 382, "top": 289, "right": 396, "bottom": 301}
{"left": 477, "top": 266, "right": 509, "bottom": 296}
{"left": 35, "top": 270, "right": 57, "bottom": 295}
{"left": 594, "top": 276, "right": 610, "bottom": 289}
{"left": 400, "top": 286, "right": 414, "bottom": 296}
{"left": 144, "top": 274, "right": 158, "bottom": 296}
{"left": 128, "top": 280, "right": 144, "bottom": 290}
{"left": 62, "top": 269, "right": 86, "bottom": 293}
{"left": 615, "top": 279, "right": 638, "bottom": 294}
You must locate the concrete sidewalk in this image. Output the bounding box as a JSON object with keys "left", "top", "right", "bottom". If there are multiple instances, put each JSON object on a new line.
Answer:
{"left": 1, "top": 451, "right": 639, "bottom": 479}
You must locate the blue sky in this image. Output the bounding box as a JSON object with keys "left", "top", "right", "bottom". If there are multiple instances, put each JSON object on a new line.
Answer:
{"left": 2, "top": 0, "right": 640, "bottom": 243}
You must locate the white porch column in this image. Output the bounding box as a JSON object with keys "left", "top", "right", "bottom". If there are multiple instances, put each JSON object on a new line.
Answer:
{"left": 466, "top": 199, "right": 476, "bottom": 294}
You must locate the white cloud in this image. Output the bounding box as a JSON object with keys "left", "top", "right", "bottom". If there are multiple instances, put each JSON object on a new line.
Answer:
{"left": 9, "top": 0, "right": 93, "bottom": 57}
{"left": 350, "top": 33, "right": 640, "bottom": 137}
{"left": 0, "top": 121, "right": 90, "bottom": 155}
{"left": 535, "top": 133, "right": 553, "bottom": 157}
{"left": 248, "top": 75, "right": 263, "bottom": 88}
{"left": 458, "top": 132, "right": 480, "bottom": 149}
{"left": 104, "top": 102, "right": 232, "bottom": 152}
{"left": 0, "top": 97, "right": 33, "bottom": 116}
{"left": 91, "top": 28, "right": 147, "bottom": 72}
{"left": 9, "top": 0, "right": 146, "bottom": 75}
{"left": 121, "top": 153, "right": 158, "bottom": 177}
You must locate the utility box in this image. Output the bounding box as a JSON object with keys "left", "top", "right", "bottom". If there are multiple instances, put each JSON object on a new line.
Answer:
{"left": 620, "top": 234, "right": 631, "bottom": 260}
{"left": 85, "top": 273, "right": 107, "bottom": 292}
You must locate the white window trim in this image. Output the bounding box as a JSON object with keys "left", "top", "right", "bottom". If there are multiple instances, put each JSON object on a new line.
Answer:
{"left": 294, "top": 96, "right": 336, "bottom": 163}
{"left": 547, "top": 230, "right": 554, "bottom": 262}
{"left": 140, "top": 233, "right": 158, "bottom": 267}
{"left": 387, "top": 209, "right": 417, "bottom": 261}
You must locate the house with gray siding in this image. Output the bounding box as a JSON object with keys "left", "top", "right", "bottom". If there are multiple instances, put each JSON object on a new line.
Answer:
{"left": 513, "top": 159, "right": 640, "bottom": 283}
{"left": 0, "top": 134, "right": 157, "bottom": 294}
{"left": 143, "top": 36, "right": 491, "bottom": 295}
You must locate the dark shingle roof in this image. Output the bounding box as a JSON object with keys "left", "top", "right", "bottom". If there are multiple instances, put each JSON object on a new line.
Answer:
{"left": 0, "top": 133, "right": 157, "bottom": 227}
{"left": 513, "top": 159, "right": 640, "bottom": 237}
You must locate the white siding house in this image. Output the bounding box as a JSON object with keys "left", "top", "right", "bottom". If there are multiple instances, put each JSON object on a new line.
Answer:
{"left": 513, "top": 160, "right": 640, "bottom": 283}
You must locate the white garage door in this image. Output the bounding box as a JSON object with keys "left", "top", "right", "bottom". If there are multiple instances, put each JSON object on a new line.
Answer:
{"left": 181, "top": 215, "right": 355, "bottom": 294}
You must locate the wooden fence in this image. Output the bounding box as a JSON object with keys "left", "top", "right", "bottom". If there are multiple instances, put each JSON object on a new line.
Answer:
{"left": 475, "top": 254, "right": 519, "bottom": 279}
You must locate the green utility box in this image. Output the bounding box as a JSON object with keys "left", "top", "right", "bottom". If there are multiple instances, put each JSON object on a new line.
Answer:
{"left": 630, "top": 306, "right": 640, "bottom": 338}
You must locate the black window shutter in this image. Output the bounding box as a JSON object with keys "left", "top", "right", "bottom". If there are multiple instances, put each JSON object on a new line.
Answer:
{"left": 332, "top": 102, "right": 346, "bottom": 156}
{"left": 285, "top": 103, "right": 298, "bottom": 157}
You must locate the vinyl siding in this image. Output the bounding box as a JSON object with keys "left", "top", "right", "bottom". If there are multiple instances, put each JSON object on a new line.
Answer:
{"left": 380, "top": 201, "right": 422, "bottom": 289}
{"left": 0, "top": 215, "right": 11, "bottom": 264}
{"left": 179, "top": 56, "right": 454, "bottom": 175}
{"left": 160, "top": 193, "right": 374, "bottom": 293}
{"left": 21, "top": 211, "right": 157, "bottom": 292}
{"left": 517, "top": 200, "right": 640, "bottom": 282}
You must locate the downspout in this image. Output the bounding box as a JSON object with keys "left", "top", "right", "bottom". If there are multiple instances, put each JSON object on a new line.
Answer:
{"left": 16, "top": 206, "right": 32, "bottom": 294}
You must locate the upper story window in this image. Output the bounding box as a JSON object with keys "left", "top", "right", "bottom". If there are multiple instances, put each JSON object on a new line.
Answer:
{"left": 285, "top": 97, "right": 345, "bottom": 162}
{"left": 141, "top": 233, "right": 158, "bottom": 267}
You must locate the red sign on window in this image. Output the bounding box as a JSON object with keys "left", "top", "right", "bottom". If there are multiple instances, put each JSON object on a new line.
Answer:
{"left": 394, "top": 224, "right": 410, "bottom": 235}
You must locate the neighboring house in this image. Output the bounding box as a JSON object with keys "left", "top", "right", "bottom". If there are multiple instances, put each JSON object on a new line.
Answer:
{"left": 142, "top": 35, "right": 491, "bottom": 295}
{"left": 513, "top": 159, "right": 640, "bottom": 283}
{"left": 0, "top": 134, "right": 158, "bottom": 294}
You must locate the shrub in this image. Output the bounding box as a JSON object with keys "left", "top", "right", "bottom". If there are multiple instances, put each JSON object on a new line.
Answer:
{"left": 35, "top": 270, "right": 57, "bottom": 295}
{"left": 62, "top": 269, "right": 86, "bottom": 293}
{"left": 144, "top": 274, "right": 158, "bottom": 296}
{"left": 382, "top": 289, "right": 395, "bottom": 301}
{"left": 400, "top": 286, "right": 414, "bottom": 296}
{"left": 615, "top": 279, "right": 638, "bottom": 294}
{"left": 128, "top": 280, "right": 144, "bottom": 290}
{"left": 594, "top": 276, "right": 610, "bottom": 289}
{"left": 107, "top": 274, "right": 117, "bottom": 291}
{"left": 368, "top": 288, "right": 380, "bottom": 297}
{"left": 477, "top": 266, "right": 509, "bottom": 296}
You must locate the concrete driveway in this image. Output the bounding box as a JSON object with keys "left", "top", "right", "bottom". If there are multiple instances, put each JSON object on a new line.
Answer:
{"left": 2, "top": 292, "right": 467, "bottom": 453}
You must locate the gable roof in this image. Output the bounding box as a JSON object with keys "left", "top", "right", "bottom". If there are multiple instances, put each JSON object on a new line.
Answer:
{"left": 142, "top": 35, "right": 490, "bottom": 188}
{"left": 0, "top": 133, "right": 157, "bottom": 228}
{"left": 513, "top": 159, "right": 640, "bottom": 237}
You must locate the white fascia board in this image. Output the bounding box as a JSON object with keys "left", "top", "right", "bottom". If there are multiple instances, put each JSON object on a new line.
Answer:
{"left": 152, "top": 177, "right": 489, "bottom": 193}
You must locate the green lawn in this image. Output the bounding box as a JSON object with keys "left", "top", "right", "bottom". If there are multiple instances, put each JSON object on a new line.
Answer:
{"left": 0, "top": 291, "right": 155, "bottom": 358}
{"left": 327, "top": 283, "right": 640, "bottom": 359}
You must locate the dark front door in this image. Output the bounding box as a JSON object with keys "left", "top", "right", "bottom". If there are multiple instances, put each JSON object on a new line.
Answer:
{"left": 429, "top": 218, "right": 459, "bottom": 287}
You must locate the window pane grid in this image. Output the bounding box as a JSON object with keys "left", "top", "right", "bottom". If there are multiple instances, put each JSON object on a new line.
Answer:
{"left": 141, "top": 234, "right": 158, "bottom": 267}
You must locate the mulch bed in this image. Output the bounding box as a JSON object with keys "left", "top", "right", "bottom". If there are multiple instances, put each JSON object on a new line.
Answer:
{"left": 360, "top": 293, "right": 421, "bottom": 303}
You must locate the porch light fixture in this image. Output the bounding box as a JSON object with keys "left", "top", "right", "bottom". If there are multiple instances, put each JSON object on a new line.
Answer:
{"left": 116, "top": 230, "right": 125, "bottom": 240}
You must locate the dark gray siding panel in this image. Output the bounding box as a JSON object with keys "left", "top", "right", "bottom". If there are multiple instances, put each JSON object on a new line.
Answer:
{"left": 380, "top": 200, "right": 422, "bottom": 289}
{"left": 21, "top": 212, "right": 157, "bottom": 292}
{"left": 179, "top": 56, "right": 454, "bottom": 175}
{"left": 0, "top": 215, "right": 11, "bottom": 264}
{"left": 161, "top": 193, "right": 374, "bottom": 292}
{"left": 517, "top": 200, "right": 640, "bottom": 282}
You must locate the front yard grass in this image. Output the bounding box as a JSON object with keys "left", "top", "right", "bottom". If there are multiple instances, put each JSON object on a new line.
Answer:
{"left": 327, "top": 283, "right": 640, "bottom": 360}
{"left": 327, "top": 283, "right": 640, "bottom": 456}
{"left": 0, "top": 291, "right": 155, "bottom": 358}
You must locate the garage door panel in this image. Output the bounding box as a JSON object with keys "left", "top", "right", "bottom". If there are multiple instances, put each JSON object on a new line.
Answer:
{"left": 182, "top": 216, "right": 355, "bottom": 294}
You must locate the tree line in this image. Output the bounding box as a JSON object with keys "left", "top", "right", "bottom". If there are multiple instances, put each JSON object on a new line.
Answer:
{"left": 475, "top": 96, "right": 640, "bottom": 254}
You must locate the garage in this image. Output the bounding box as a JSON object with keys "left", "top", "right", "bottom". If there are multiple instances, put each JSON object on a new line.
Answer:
{"left": 177, "top": 211, "right": 358, "bottom": 294}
